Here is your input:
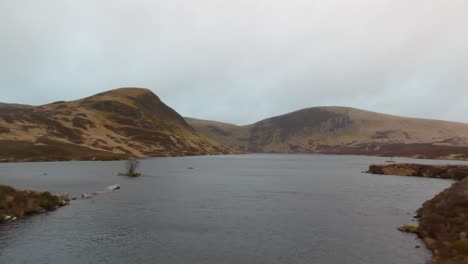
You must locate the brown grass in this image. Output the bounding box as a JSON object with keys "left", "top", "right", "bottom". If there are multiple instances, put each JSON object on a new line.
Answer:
{"left": 417, "top": 177, "right": 468, "bottom": 263}
{"left": 368, "top": 164, "right": 468, "bottom": 263}
{"left": 187, "top": 107, "right": 468, "bottom": 160}
{"left": 0, "top": 138, "right": 129, "bottom": 162}
{"left": 0, "top": 87, "right": 236, "bottom": 162}
{"left": 72, "top": 117, "right": 96, "bottom": 129}
{"left": 0, "top": 185, "right": 66, "bottom": 220}
{"left": 368, "top": 164, "right": 468, "bottom": 180}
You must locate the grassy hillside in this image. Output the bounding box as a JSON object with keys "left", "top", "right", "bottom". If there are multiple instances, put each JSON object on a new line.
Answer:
{"left": 0, "top": 88, "right": 233, "bottom": 162}
{"left": 0, "top": 103, "right": 33, "bottom": 110}
{"left": 188, "top": 107, "right": 468, "bottom": 160}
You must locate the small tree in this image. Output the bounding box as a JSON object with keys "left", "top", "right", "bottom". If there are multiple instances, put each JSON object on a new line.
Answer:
{"left": 120, "top": 159, "right": 141, "bottom": 177}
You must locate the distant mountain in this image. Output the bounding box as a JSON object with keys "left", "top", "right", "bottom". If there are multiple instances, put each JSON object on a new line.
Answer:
{"left": 0, "top": 88, "right": 233, "bottom": 162}
{"left": 187, "top": 107, "right": 468, "bottom": 160}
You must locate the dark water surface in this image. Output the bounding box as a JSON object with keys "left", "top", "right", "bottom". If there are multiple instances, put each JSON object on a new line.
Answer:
{"left": 0, "top": 154, "right": 457, "bottom": 264}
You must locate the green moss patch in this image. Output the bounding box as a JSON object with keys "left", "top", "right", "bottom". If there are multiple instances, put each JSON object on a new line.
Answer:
{"left": 398, "top": 225, "right": 418, "bottom": 234}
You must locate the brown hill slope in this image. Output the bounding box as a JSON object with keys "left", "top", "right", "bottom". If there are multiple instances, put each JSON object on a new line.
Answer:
{"left": 0, "top": 88, "right": 232, "bottom": 162}
{"left": 0, "top": 103, "right": 33, "bottom": 111}
{"left": 187, "top": 107, "right": 468, "bottom": 160}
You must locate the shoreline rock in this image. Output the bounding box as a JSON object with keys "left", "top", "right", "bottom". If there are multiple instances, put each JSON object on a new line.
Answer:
{"left": 106, "top": 184, "right": 120, "bottom": 191}
{"left": 367, "top": 163, "right": 468, "bottom": 180}
{"left": 78, "top": 184, "right": 121, "bottom": 200}
{"left": 1, "top": 183, "right": 122, "bottom": 224}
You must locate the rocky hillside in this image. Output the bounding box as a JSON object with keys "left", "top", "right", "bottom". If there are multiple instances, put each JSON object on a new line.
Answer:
{"left": 0, "top": 88, "right": 233, "bottom": 162}
{"left": 187, "top": 107, "right": 468, "bottom": 160}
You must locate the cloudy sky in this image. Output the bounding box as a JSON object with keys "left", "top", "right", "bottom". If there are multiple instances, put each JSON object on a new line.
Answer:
{"left": 1, "top": 0, "right": 467, "bottom": 125}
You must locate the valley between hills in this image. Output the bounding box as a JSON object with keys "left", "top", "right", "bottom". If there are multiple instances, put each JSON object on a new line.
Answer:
{"left": 2, "top": 87, "right": 468, "bottom": 162}
{"left": 3, "top": 87, "right": 468, "bottom": 263}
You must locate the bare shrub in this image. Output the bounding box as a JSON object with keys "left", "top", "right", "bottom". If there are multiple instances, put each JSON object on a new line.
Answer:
{"left": 120, "top": 159, "right": 141, "bottom": 177}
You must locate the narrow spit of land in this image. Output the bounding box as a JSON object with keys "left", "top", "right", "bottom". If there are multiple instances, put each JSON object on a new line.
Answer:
{"left": 0, "top": 185, "right": 69, "bottom": 223}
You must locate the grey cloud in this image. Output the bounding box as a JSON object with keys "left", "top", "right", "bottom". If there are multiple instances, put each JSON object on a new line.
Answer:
{"left": 0, "top": 0, "right": 467, "bottom": 125}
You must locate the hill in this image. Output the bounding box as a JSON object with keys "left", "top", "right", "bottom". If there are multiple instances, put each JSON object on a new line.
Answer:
{"left": 0, "top": 88, "right": 233, "bottom": 162}
{"left": 187, "top": 107, "right": 468, "bottom": 160}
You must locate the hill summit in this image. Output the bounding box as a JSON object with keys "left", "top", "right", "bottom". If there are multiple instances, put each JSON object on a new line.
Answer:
{"left": 0, "top": 87, "right": 233, "bottom": 162}
{"left": 187, "top": 106, "right": 468, "bottom": 160}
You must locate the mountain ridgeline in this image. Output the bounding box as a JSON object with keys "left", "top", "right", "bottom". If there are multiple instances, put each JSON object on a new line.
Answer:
{"left": 0, "top": 88, "right": 232, "bottom": 162}
{"left": 2, "top": 88, "right": 468, "bottom": 162}
{"left": 187, "top": 107, "right": 468, "bottom": 160}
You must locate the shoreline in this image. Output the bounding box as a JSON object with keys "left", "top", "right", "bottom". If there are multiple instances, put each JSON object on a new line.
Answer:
{"left": 1, "top": 151, "right": 468, "bottom": 164}
{"left": 0, "top": 185, "right": 69, "bottom": 224}
{"left": 368, "top": 163, "right": 468, "bottom": 264}
{"left": 2, "top": 156, "right": 466, "bottom": 262}
{"left": 368, "top": 163, "right": 468, "bottom": 180}
{"left": 0, "top": 150, "right": 245, "bottom": 163}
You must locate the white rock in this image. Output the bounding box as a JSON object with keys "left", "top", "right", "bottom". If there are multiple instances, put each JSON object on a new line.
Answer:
{"left": 105, "top": 184, "right": 121, "bottom": 191}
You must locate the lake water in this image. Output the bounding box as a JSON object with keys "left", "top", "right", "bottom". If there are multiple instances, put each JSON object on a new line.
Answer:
{"left": 0, "top": 154, "right": 458, "bottom": 264}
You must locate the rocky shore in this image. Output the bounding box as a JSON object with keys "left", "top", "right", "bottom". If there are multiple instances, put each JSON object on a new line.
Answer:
{"left": 368, "top": 163, "right": 468, "bottom": 263}
{"left": 368, "top": 163, "right": 468, "bottom": 180}
{"left": 417, "top": 177, "right": 468, "bottom": 263}
{"left": 0, "top": 185, "right": 69, "bottom": 223}
{"left": 0, "top": 183, "right": 122, "bottom": 224}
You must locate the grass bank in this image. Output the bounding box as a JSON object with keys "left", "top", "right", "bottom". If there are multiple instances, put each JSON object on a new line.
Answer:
{"left": 0, "top": 185, "right": 68, "bottom": 222}
{"left": 368, "top": 163, "right": 468, "bottom": 263}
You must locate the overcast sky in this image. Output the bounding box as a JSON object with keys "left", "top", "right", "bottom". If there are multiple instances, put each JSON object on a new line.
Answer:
{"left": 1, "top": 0, "right": 467, "bottom": 125}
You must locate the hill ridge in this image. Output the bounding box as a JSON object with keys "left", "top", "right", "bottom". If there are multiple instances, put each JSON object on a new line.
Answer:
{"left": 187, "top": 106, "right": 468, "bottom": 160}
{"left": 0, "top": 87, "right": 233, "bottom": 162}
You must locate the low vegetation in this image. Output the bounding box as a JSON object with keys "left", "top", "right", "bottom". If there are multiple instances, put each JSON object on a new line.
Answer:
{"left": 0, "top": 185, "right": 67, "bottom": 222}
{"left": 0, "top": 87, "right": 234, "bottom": 162}
{"left": 398, "top": 225, "right": 418, "bottom": 234}
{"left": 188, "top": 107, "right": 468, "bottom": 160}
{"left": 415, "top": 177, "right": 468, "bottom": 264}
{"left": 368, "top": 163, "right": 468, "bottom": 263}
{"left": 368, "top": 163, "right": 468, "bottom": 180}
{"left": 0, "top": 138, "right": 129, "bottom": 162}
